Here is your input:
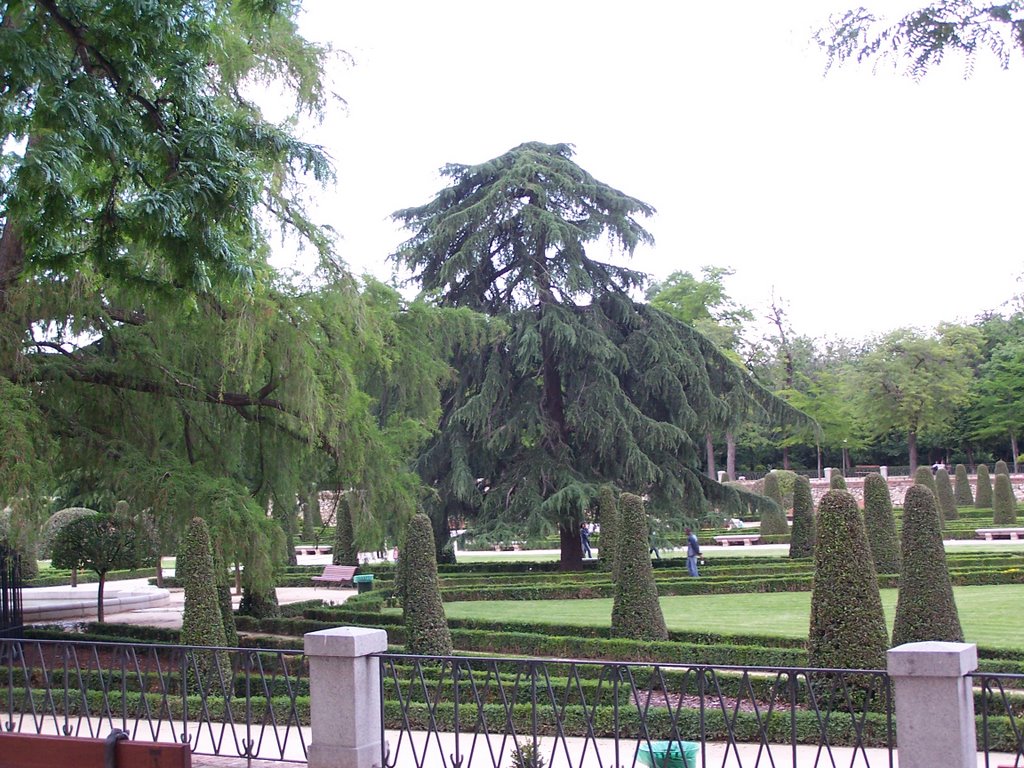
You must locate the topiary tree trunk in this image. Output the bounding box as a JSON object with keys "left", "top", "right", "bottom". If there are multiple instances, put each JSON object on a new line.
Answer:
{"left": 597, "top": 485, "right": 618, "bottom": 577}
{"left": 788, "top": 475, "right": 815, "bottom": 559}
{"left": 975, "top": 464, "right": 993, "bottom": 509}
{"left": 954, "top": 464, "right": 973, "bottom": 506}
{"left": 993, "top": 473, "right": 1018, "bottom": 525}
{"left": 914, "top": 465, "right": 937, "bottom": 496}
{"left": 892, "top": 485, "right": 963, "bottom": 646}
{"left": 808, "top": 490, "right": 888, "bottom": 670}
{"left": 333, "top": 493, "right": 358, "bottom": 566}
{"left": 610, "top": 493, "right": 668, "bottom": 641}
{"left": 934, "top": 467, "right": 958, "bottom": 522}
{"left": 402, "top": 512, "right": 452, "bottom": 656}
{"left": 862, "top": 473, "right": 900, "bottom": 575}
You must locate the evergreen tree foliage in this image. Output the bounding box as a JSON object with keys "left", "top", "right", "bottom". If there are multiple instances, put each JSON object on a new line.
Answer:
{"left": 333, "top": 494, "right": 358, "bottom": 566}
{"left": 934, "top": 467, "right": 958, "bottom": 522}
{"left": 954, "top": 464, "right": 974, "bottom": 506}
{"left": 610, "top": 493, "right": 668, "bottom": 641}
{"left": 180, "top": 517, "right": 227, "bottom": 649}
{"left": 993, "top": 473, "right": 1018, "bottom": 525}
{"left": 402, "top": 513, "right": 452, "bottom": 655}
{"left": 762, "top": 472, "right": 783, "bottom": 505}
{"left": 892, "top": 485, "right": 963, "bottom": 646}
{"left": 995, "top": 460, "right": 1010, "bottom": 476}
{"left": 597, "top": 485, "right": 619, "bottom": 575}
{"left": 808, "top": 490, "right": 888, "bottom": 670}
{"left": 914, "top": 466, "right": 937, "bottom": 495}
{"left": 862, "top": 473, "right": 900, "bottom": 574}
{"left": 975, "top": 464, "right": 993, "bottom": 509}
{"left": 829, "top": 472, "right": 847, "bottom": 490}
{"left": 788, "top": 475, "right": 815, "bottom": 559}
{"left": 393, "top": 142, "right": 814, "bottom": 567}
{"left": 237, "top": 579, "right": 280, "bottom": 619}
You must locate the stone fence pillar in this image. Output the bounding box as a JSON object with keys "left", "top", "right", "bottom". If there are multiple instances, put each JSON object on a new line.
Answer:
{"left": 887, "top": 641, "right": 978, "bottom": 768}
{"left": 305, "top": 626, "right": 388, "bottom": 768}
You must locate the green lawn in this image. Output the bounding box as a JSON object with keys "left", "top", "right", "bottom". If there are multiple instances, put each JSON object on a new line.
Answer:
{"left": 444, "top": 584, "right": 1024, "bottom": 650}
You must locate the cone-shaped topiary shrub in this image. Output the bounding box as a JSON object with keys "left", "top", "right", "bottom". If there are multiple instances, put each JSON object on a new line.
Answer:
{"left": 993, "top": 473, "right": 1018, "bottom": 525}
{"left": 760, "top": 472, "right": 789, "bottom": 536}
{"left": 212, "top": 548, "right": 237, "bottom": 647}
{"left": 788, "top": 475, "right": 815, "bottom": 559}
{"left": 934, "top": 467, "right": 958, "bottom": 522}
{"left": 862, "top": 473, "right": 900, "bottom": 574}
{"left": 995, "top": 460, "right": 1010, "bottom": 476}
{"left": 914, "top": 465, "right": 937, "bottom": 495}
{"left": 402, "top": 513, "right": 452, "bottom": 655}
{"left": 975, "top": 464, "right": 993, "bottom": 509}
{"left": 891, "top": 485, "right": 963, "bottom": 646}
{"left": 597, "top": 485, "right": 618, "bottom": 577}
{"left": 762, "top": 472, "right": 783, "bottom": 504}
{"left": 181, "top": 517, "right": 227, "bottom": 649}
{"left": 808, "top": 490, "right": 888, "bottom": 670}
{"left": 829, "top": 472, "right": 847, "bottom": 490}
{"left": 954, "top": 464, "right": 973, "bottom": 506}
{"left": 333, "top": 494, "right": 358, "bottom": 566}
{"left": 611, "top": 493, "right": 668, "bottom": 641}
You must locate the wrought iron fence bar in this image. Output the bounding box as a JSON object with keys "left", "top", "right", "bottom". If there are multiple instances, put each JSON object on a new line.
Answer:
{"left": 969, "top": 672, "right": 1024, "bottom": 768}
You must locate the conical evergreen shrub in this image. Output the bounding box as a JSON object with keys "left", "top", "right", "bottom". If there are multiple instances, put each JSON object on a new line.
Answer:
{"left": 808, "top": 490, "right": 888, "bottom": 670}
{"left": 181, "top": 517, "right": 227, "bottom": 649}
{"left": 610, "top": 493, "right": 668, "bottom": 641}
{"left": 829, "top": 472, "right": 847, "bottom": 490}
{"left": 762, "top": 472, "right": 783, "bottom": 504}
{"left": 333, "top": 494, "right": 358, "bottom": 566}
{"left": 788, "top": 475, "right": 815, "bottom": 559}
{"left": 934, "top": 467, "right": 958, "bottom": 522}
{"left": 892, "top": 485, "right": 963, "bottom": 646}
{"left": 975, "top": 464, "right": 993, "bottom": 509}
{"left": 914, "top": 465, "right": 937, "bottom": 495}
{"left": 995, "top": 460, "right": 1010, "bottom": 476}
{"left": 402, "top": 513, "right": 452, "bottom": 655}
{"left": 993, "top": 473, "right": 1018, "bottom": 526}
{"left": 954, "top": 464, "right": 973, "bottom": 506}
{"left": 597, "top": 485, "right": 618, "bottom": 577}
{"left": 862, "top": 473, "right": 900, "bottom": 574}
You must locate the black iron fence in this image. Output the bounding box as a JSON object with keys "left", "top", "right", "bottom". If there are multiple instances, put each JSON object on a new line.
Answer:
{"left": 378, "top": 653, "right": 895, "bottom": 768}
{"left": 0, "top": 637, "right": 309, "bottom": 763}
{"left": 0, "top": 546, "right": 22, "bottom": 639}
{"left": 972, "top": 671, "right": 1024, "bottom": 768}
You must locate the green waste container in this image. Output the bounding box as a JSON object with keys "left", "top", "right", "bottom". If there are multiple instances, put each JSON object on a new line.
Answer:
{"left": 637, "top": 741, "right": 700, "bottom": 768}
{"left": 353, "top": 574, "right": 374, "bottom": 594}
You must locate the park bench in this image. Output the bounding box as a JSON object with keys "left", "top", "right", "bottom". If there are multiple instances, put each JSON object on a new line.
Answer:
{"left": 974, "top": 527, "right": 1024, "bottom": 541}
{"left": 713, "top": 534, "right": 761, "bottom": 547}
{"left": 294, "top": 544, "right": 333, "bottom": 555}
{"left": 310, "top": 564, "right": 357, "bottom": 587}
{"left": 0, "top": 731, "right": 191, "bottom": 768}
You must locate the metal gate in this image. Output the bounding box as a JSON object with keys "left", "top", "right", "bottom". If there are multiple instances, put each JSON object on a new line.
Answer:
{"left": 0, "top": 545, "right": 23, "bottom": 638}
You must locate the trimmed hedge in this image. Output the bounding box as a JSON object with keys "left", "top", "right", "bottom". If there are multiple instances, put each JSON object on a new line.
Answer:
{"left": 954, "top": 464, "right": 974, "bottom": 506}
{"left": 610, "top": 493, "right": 667, "bottom": 640}
{"left": 935, "top": 467, "right": 959, "bottom": 522}
{"left": 402, "top": 512, "right": 452, "bottom": 655}
{"left": 976, "top": 464, "right": 993, "bottom": 509}
{"left": 862, "top": 473, "right": 900, "bottom": 574}
{"left": 788, "top": 475, "right": 815, "bottom": 559}
{"left": 993, "top": 473, "right": 1018, "bottom": 526}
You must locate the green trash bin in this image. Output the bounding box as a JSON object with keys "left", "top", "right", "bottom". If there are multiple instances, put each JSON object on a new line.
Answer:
{"left": 353, "top": 574, "right": 374, "bottom": 594}
{"left": 637, "top": 740, "right": 700, "bottom": 768}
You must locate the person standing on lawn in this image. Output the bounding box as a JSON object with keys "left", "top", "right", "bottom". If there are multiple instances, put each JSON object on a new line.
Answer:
{"left": 686, "top": 527, "right": 701, "bottom": 577}
{"left": 580, "top": 521, "right": 593, "bottom": 558}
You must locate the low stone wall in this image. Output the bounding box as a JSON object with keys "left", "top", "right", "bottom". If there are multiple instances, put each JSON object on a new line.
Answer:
{"left": 735, "top": 474, "right": 1024, "bottom": 507}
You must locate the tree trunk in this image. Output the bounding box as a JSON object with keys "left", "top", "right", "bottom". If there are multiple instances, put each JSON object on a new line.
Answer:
{"left": 1012, "top": 431, "right": 1019, "bottom": 474}
{"left": 71, "top": 567, "right": 78, "bottom": 588}
{"left": 154, "top": 560, "right": 163, "bottom": 588}
{"left": 235, "top": 561, "right": 242, "bottom": 595}
{"left": 782, "top": 446, "right": 790, "bottom": 470}
{"left": 817, "top": 445, "right": 823, "bottom": 479}
{"left": 559, "top": 522, "right": 583, "bottom": 570}
{"left": 726, "top": 431, "right": 736, "bottom": 481}
{"left": 908, "top": 431, "right": 918, "bottom": 476}
{"left": 705, "top": 432, "right": 716, "bottom": 479}
{"left": 96, "top": 575, "right": 106, "bottom": 623}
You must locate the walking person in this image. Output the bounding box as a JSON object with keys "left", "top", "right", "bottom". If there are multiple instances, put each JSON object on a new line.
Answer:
{"left": 686, "top": 527, "right": 701, "bottom": 577}
{"left": 580, "top": 521, "right": 592, "bottom": 559}
{"left": 649, "top": 530, "right": 660, "bottom": 560}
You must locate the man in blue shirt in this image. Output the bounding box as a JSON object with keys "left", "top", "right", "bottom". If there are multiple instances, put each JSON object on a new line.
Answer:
{"left": 686, "top": 527, "right": 701, "bottom": 577}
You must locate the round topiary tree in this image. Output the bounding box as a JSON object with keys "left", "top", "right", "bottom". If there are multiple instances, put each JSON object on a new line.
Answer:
{"left": 914, "top": 465, "right": 937, "bottom": 496}
{"left": 995, "top": 460, "right": 1010, "bottom": 476}
{"left": 808, "top": 490, "right": 888, "bottom": 670}
{"left": 954, "top": 464, "right": 973, "bottom": 506}
{"left": 862, "top": 473, "right": 900, "bottom": 575}
{"left": 333, "top": 494, "right": 358, "bottom": 566}
{"left": 597, "top": 485, "right": 618, "bottom": 576}
{"left": 788, "top": 475, "right": 815, "bottom": 559}
{"left": 829, "top": 472, "right": 847, "bottom": 490}
{"left": 934, "top": 467, "right": 958, "bottom": 522}
{"left": 891, "top": 484, "right": 963, "bottom": 646}
{"left": 402, "top": 512, "right": 452, "bottom": 655}
{"left": 975, "top": 464, "right": 993, "bottom": 509}
{"left": 993, "top": 473, "right": 1018, "bottom": 526}
{"left": 180, "top": 517, "right": 228, "bottom": 649}
{"left": 610, "top": 493, "right": 668, "bottom": 641}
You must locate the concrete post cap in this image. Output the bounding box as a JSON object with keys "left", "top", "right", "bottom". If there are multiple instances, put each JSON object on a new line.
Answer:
{"left": 887, "top": 641, "right": 978, "bottom": 677}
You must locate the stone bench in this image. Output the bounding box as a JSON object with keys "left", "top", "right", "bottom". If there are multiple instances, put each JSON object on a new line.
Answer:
{"left": 975, "top": 527, "right": 1024, "bottom": 541}
{"left": 294, "top": 545, "right": 334, "bottom": 555}
{"left": 713, "top": 534, "right": 761, "bottom": 547}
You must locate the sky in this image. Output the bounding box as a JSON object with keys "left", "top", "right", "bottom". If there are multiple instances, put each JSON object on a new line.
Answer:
{"left": 272, "top": 1, "right": 1024, "bottom": 343}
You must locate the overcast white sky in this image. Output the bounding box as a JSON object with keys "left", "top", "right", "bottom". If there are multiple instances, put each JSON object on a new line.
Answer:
{"left": 276, "top": 1, "right": 1024, "bottom": 343}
